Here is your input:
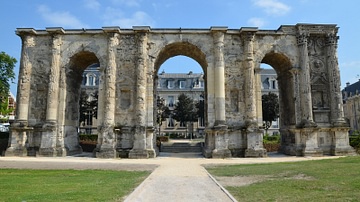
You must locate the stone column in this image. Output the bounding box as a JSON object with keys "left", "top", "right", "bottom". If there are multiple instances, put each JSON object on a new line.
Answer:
{"left": 325, "top": 33, "right": 354, "bottom": 155}
{"left": 241, "top": 29, "right": 266, "bottom": 157}
{"left": 296, "top": 33, "right": 316, "bottom": 127}
{"left": 40, "top": 29, "right": 66, "bottom": 157}
{"left": 211, "top": 27, "right": 226, "bottom": 126}
{"left": 254, "top": 66, "right": 263, "bottom": 126}
{"left": 6, "top": 30, "right": 36, "bottom": 156}
{"left": 96, "top": 28, "right": 119, "bottom": 158}
{"left": 15, "top": 31, "right": 35, "bottom": 125}
{"left": 210, "top": 27, "right": 231, "bottom": 158}
{"left": 242, "top": 31, "right": 257, "bottom": 125}
{"left": 325, "top": 33, "right": 346, "bottom": 125}
{"left": 129, "top": 26, "right": 151, "bottom": 159}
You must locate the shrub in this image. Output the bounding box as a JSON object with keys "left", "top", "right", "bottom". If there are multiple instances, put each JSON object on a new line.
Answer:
{"left": 157, "top": 136, "right": 169, "bottom": 142}
{"left": 349, "top": 131, "right": 360, "bottom": 154}
{"left": 263, "top": 134, "right": 280, "bottom": 152}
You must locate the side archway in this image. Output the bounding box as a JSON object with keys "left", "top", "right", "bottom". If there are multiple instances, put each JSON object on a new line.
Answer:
{"left": 60, "top": 51, "right": 100, "bottom": 155}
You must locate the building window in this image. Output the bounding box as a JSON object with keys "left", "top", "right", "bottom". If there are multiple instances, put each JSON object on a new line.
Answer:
{"left": 199, "top": 81, "right": 204, "bottom": 88}
{"left": 272, "top": 80, "right": 276, "bottom": 89}
{"left": 167, "top": 117, "right": 175, "bottom": 127}
{"left": 168, "top": 96, "right": 174, "bottom": 107}
{"left": 179, "top": 80, "right": 185, "bottom": 89}
{"left": 89, "top": 75, "right": 94, "bottom": 86}
{"left": 167, "top": 80, "right": 174, "bottom": 89}
{"left": 180, "top": 121, "right": 186, "bottom": 127}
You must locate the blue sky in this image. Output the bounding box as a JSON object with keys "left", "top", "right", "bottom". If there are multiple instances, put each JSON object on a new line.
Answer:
{"left": 1, "top": 0, "right": 359, "bottom": 96}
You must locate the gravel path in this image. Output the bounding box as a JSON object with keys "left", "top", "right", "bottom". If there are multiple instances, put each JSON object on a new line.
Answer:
{"left": 0, "top": 152, "right": 342, "bottom": 202}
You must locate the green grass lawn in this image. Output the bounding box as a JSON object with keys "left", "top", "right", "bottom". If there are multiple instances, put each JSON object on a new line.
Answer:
{"left": 0, "top": 169, "right": 149, "bottom": 202}
{"left": 206, "top": 156, "right": 360, "bottom": 202}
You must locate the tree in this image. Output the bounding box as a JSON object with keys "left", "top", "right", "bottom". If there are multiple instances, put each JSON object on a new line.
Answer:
{"left": 79, "top": 90, "right": 98, "bottom": 130}
{"left": 173, "top": 94, "right": 198, "bottom": 138}
{"left": 156, "top": 96, "right": 170, "bottom": 136}
{"left": 0, "top": 51, "right": 16, "bottom": 104}
{"left": 195, "top": 94, "right": 205, "bottom": 127}
{"left": 262, "top": 92, "right": 279, "bottom": 134}
{"left": 0, "top": 96, "right": 13, "bottom": 122}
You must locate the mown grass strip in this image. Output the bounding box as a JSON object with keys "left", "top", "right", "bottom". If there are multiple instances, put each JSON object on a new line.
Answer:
{"left": 206, "top": 156, "right": 360, "bottom": 202}
{"left": 0, "top": 169, "right": 149, "bottom": 202}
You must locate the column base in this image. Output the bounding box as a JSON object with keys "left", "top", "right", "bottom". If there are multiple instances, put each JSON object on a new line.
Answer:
{"left": 331, "top": 146, "right": 356, "bottom": 156}
{"left": 96, "top": 148, "right": 117, "bottom": 158}
{"left": 128, "top": 149, "right": 149, "bottom": 159}
{"left": 212, "top": 148, "right": 232, "bottom": 158}
{"left": 302, "top": 148, "right": 323, "bottom": 157}
{"left": 38, "top": 148, "right": 57, "bottom": 157}
{"left": 147, "top": 149, "right": 156, "bottom": 158}
{"left": 203, "top": 148, "right": 213, "bottom": 158}
{"left": 245, "top": 148, "right": 267, "bottom": 157}
{"left": 5, "top": 146, "right": 28, "bottom": 157}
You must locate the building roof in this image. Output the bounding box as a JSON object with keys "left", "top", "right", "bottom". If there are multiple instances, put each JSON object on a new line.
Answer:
{"left": 342, "top": 80, "right": 360, "bottom": 98}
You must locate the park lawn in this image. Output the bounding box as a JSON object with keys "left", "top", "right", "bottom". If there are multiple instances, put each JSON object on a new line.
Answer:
{"left": 206, "top": 156, "right": 360, "bottom": 202}
{"left": 0, "top": 169, "right": 149, "bottom": 202}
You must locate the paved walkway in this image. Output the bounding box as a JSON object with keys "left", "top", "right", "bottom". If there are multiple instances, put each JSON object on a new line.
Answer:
{"left": 0, "top": 153, "right": 342, "bottom": 202}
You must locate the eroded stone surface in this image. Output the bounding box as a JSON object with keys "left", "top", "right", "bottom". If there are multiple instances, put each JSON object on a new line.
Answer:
{"left": 7, "top": 24, "right": 355, "bottom": 158}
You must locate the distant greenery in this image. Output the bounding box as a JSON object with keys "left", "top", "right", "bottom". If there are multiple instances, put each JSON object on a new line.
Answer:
{"left": 263, "top": 134, "right": 280, "bottom": 152}
{"left": 207, "top": 156, "right": 360, "bottom": 202}
{"left": 0, "top": 169, "right": 149, "bottom": 202}
{"left": 349, "top": 130, "right": 360, "bottom": 153}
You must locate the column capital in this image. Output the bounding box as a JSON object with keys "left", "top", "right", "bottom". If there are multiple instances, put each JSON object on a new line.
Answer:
{"left": 326, "top": 33, "right": 339, "bottom": 46}
{"left": 296, "top": 32, "right": 309, "bottom": 45}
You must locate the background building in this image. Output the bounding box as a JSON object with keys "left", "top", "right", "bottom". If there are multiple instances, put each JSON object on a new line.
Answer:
{"left": 156, "top": 71, "right": 205, "bottom": 138}
{"left": 79, "top": 63, "right": 100, "bottom": 134}
{"left": 342, "top": 80, "right": 360, "bottom": 133}
{"left": 260, "top": 68, "right": 279, "bottom": 135}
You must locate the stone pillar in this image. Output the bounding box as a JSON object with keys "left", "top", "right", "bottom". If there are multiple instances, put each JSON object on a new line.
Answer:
{"left": 209, "top": 27, "right": 231, "bottom": 158}
{"left": 15, "top": 32, "right": 35, "bottom": 125}
{"left": 242, "top": 31, "right": 257, "bottom": 125}
{"left": 6, "top": 30, "right": 36, "bottom": 156}
{"left": 211, "top": 27, "right": 227, "bottom": 126}
{"left": 39, "top": 28, "right": 66, "bottom": 157}
{"left": 129, "top": 26, "right": 151, "bottom": 159}
{"left": 254, "top": 66, "right": 263, "bottom": 126}
{"left": 296, "top": 33, "right": 316, "bottom": 127}
{"left": 241, "top": 29, "right": 266, "bottom": 157}
{"left": 96, "top": 28, "right": 119, "bottom": 158}
{"left": 325, "top": 33, "right": 355, "bottom": 155}
{"left": 325, "top": 33, "right": 346, "bottom": 126}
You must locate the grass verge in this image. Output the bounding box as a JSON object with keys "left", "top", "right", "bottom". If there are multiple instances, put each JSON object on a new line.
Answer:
{"left": 0, "top": 169, "right": 149, "bottom": 202}
{"left": 206, "top": 156, "right": 360, "bottom": 202}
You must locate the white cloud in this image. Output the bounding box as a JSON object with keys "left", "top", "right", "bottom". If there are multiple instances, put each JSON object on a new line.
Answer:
{"left": 103, "top": 8, "right": 154, "bottom": 28}
{"left": 247, "top": 17, "right": 266, "bottom": 28}
{"left": 111, "top": 0, "right": 140, "bottom": 7}
{"left": 37, "top": 5, "right": 88, "bottom": 28}
{"left": 252, "top": 0, "right": 291, "bottom": 16}
{"left": 83, "top": 0, "right": 101, "bottom": 11}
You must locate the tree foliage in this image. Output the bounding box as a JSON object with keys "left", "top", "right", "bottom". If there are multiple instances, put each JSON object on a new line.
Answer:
{"left": 262, "top": 92, "right": 279, "bottom": 133}
{"left": 156, "top": 96, "right": 170, "bottom": 125}
{"left": 79, "top": 90, "right": 98, "bottom": 126}
{"left": 0, "top": 51, "right": 16, "bottom": 103}
{"left": 173, "top": 93, "right": 198, "bottom": 125}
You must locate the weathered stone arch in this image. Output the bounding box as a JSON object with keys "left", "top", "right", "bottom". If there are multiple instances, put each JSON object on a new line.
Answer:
{"left": 154, "top": 41, "right": 208, "bottom": 72}
{"left": 6, "top": 24, "right": 355, "bottom": 158}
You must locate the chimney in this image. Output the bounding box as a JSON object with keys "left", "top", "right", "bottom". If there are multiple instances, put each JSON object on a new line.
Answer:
{"left": 346, "top": 82, "right": 350, "bottom": 87}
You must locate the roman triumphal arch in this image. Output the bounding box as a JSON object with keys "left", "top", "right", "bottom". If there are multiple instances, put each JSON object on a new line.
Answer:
{"left": 6, "top": 24, "right": 355, "bottom": 158}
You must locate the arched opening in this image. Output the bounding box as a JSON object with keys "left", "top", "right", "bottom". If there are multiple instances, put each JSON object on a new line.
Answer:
{"left": 261, "top": 52, "right": 296, "bottom": 128}
{"left": 260, "top": 52, "right": 296, "bottom": 154}
{"left": 153, "top": 42, "right": 208, "bottom": 153}
{"left": 63, "top": 51, "right": 100, "bottom": 155}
